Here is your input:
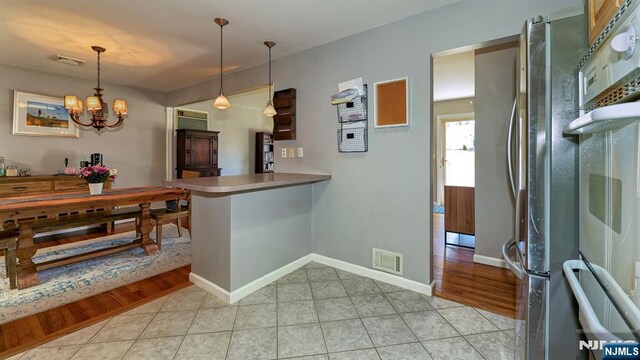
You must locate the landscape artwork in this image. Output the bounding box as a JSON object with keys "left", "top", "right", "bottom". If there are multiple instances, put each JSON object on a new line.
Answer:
{"left": 12, "top": 90, "right": 79, "bottom": 138}
{"left": 25, "top": 101, "right": 70, "bottom": 128}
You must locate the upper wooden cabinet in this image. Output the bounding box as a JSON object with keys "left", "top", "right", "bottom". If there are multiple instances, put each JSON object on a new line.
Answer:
{"left": 272, "top": 88, "right": 296, "bottom": 141}
{"left": 588, "top": 0, "right": 622, "bottom": 44}
{"left": 176, "top": 129, "right": 221, "bottom": 178}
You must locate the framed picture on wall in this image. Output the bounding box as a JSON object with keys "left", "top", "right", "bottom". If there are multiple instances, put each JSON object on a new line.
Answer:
{"left": 374, "top": 77, "right": 409, "bottom": 128}
{"left": 12, "top": 90, "right": 79, "bottom": 138}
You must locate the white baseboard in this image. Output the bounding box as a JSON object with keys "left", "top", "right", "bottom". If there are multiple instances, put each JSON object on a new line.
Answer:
{"left": 190, "top": 253, "right": 433, "bottom": 303}
{"left": 473, "top": 254, "right": 508, "bottom": 269}
{"left": 229, "top": 254, "right": 314, "bottom": 303}
{"left": 189, "top": 273, "right": 231, "bottom": 303}
{"left": 310, "top": 254, "right": 433, "bottom": 295}
{"left": 190, "top": 254, "right": 314, "bottom": 304}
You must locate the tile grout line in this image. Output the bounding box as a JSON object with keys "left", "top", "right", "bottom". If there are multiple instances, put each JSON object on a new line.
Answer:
{"left": 223, "top": 291, "right": 241, "bottom": 360}
{"left": 170, "top": 292, "right": 206, "bottom": 360}
{"left": 339, "top": 271, "right": 379, "bottom": 356}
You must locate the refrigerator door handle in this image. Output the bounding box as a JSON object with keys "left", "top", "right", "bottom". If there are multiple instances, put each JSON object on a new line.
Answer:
{"left": 502, "top": 238, "right": 524, "bottom": 279}
{"left": 507, "top": 98, "right": 517, "bottom": 198}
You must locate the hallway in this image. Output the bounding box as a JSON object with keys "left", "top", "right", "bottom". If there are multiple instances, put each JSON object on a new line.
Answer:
{"left": 432, "top": 214, "right": 516, "bottom": 318}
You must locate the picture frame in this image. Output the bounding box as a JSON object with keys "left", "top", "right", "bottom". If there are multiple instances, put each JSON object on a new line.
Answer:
{"left": 374, "top": 77, "right": 409, "bottom": 128}
{"left": 12, "top": 90, "right": 79, "bottom": 138}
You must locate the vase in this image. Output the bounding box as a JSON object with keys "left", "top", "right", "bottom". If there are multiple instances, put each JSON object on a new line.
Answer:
{"left": 88, "top": 183, "right": 104, "bottom": 195}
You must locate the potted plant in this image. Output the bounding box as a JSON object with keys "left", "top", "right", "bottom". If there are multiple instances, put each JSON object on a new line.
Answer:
{"left": 78, "top": 165, "right": 117, "bottom": 195}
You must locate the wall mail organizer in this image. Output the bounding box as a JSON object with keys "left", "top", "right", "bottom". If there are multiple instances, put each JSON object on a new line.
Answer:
{"left": 334, "top": 84, "right": 368, "bottom": 153}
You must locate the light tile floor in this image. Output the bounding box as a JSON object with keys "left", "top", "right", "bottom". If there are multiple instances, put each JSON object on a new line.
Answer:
{"left": 8, "top": 262, "right": 515, "bottom": 360}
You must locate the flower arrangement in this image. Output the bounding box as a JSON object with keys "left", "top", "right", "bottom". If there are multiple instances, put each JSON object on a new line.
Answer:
{"left": 78, "top": 165, "right": 117, "bottom": 184}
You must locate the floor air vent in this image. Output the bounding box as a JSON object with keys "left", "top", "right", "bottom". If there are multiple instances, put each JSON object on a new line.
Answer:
{"left": 372, "top": 248, "right": 403, "bottom": 275}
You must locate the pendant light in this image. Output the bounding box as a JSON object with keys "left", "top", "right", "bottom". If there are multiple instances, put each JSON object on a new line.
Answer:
{"left": 213, "top": 17, "right": 231, "bottom": 110}
{"left": 263, "top": 41, "right": 277, "bottom": 117}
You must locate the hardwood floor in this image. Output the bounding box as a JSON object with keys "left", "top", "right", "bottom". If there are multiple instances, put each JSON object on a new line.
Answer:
{"left": 432, "top": 214, "right": 516, "bottom": 318}
{"left": 0, "top": 223, "right": 192, "bottom": 359}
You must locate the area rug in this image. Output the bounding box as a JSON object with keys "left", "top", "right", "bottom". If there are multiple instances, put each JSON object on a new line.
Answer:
{"left": 0, "top": 224, "right": 191, "bottom": 324}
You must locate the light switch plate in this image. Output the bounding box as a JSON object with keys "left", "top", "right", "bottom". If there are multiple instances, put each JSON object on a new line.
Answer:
{"left": 281, "top": 148, "right": 287, "bottom": 158}
{"left": 288, "top": 148, "right": 295, "bottom": 158}
{"left": 297, "top": 147, "right": 303, "bottom": 158}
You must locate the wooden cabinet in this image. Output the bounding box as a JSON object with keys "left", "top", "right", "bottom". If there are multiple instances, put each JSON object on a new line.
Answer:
{"left": 444, "top": 186, "right": 475, "bottom": 235}
{"left": 176, "top": 129, "right": 221, "bottom": 178}
{"left": 272, "top": 88, "right": 296, "bottom": 141}
{"left": 588, "top": 0, "right": 622, "bottom": 44}
{"left": 255, "top": 132, "right": 274, "bottom": 173}
{"left": 0, "top": 176, "right": 112, "bottom": 198}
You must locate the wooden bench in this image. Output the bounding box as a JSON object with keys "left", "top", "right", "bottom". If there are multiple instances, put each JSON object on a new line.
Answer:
{"left": 0, "top": 230, "right": 18, "bottom": 289}
{"left": 32, "top": 207, "right": 141, "bottom": 235}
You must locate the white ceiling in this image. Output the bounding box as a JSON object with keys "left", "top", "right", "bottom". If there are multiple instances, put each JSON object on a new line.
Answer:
{"left": 0, "top": 0, "right": 459, "bottom": 93}
{"left": 433, "top": 50, "right": 475, "bottom": 101}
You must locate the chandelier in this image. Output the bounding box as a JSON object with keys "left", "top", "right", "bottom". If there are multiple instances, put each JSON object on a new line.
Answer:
{"left": 64, "top": 46, "right": 128, "bottom": 131}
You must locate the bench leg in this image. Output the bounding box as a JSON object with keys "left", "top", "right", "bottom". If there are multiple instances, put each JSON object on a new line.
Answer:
{"left": 156, "top": 221, "right": 163, "bottom": 251}
{"left": 7, "top": 246, "right": 16, "bottom": 290}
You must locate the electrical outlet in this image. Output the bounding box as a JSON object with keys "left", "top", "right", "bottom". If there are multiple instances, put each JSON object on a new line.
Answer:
{"left": 297, "top": 147, "right": 303, "bottom": 158}
{"left": 281, "top": 148, "right": 287, "bottom": 158}
{"left": 288, "top": 148, "right": 295, "bottom": 158}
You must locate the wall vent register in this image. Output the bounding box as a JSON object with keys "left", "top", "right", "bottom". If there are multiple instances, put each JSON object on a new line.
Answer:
{"left": 372, "top": 248, "right": 403, "bottom": 275}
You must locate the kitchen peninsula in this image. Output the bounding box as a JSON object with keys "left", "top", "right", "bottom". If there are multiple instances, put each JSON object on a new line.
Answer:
{"left": 165, "top": 172, "right": 330, "bottom": 302}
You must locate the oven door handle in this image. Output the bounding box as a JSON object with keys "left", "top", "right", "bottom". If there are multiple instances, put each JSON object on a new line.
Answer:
{"left": 563, "top": 260, "right": 626, "bottom": 342}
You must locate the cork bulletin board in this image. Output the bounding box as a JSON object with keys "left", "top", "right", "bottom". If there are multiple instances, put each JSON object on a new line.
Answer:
{"left": 374, "top": 77, "right": 408, "bottom": 128}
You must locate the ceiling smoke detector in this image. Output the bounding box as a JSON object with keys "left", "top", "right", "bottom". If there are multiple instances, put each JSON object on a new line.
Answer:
{"left": 52, "top": 54, "right": 86, "bottom": 66}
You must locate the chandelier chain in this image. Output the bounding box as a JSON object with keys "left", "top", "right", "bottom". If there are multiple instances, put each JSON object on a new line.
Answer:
{"left": 96, "top": 50, "right": 101, "bottom": 89}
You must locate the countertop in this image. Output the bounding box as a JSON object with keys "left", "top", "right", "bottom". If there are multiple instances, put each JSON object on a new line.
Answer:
{"left": 164, "top": 173, "right": 331, "bottom": 194}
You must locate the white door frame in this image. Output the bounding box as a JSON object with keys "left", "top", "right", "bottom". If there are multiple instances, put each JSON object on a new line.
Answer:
{"left": 165, "top": 107, "right": 175, "bottom": 181}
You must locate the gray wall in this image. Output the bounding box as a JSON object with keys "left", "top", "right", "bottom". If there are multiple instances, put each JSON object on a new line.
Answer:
{"left": 0, "top": 64, "right": 167, "bottom": 187}
{"left": 474, "top": 46, "right": 517, "bottom": 259}
{"left": 180, "top": 89, "right": 272, "bottom": 176}
{"left": 168, "top": 0, "right": 579, "bottom": 285}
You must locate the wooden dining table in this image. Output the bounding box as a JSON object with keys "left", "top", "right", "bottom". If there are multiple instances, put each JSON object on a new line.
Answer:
{"left": 0, "top": 186, "right": 186, "bottom": 289}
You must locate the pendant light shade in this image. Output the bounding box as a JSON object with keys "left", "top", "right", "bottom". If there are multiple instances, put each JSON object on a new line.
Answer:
{"left": 213, "top": 17, "right": 231, "bottom": 110}
{"left": 214, "top": 91, "right": 231, "bottom": 110}
{"left": 263, "top": 41, "right": 277, "bottom": 117}
{"left": 263, "top": 103, "right": 277, "bottom": 117}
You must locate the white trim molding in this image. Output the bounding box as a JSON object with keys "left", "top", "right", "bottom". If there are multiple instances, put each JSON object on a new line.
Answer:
{"left": 228, "top": 254, "right": 314, "bottom": 303}
{"left": 311, "top": 254, "right": 433, "bottom": 295}
{"left": 473, "top": 254, "right": 508, "bottom": 269}
{"left": 189, "top": 273, "right": 230, "bottom": 303}
{"left": 190, "top": 253, "right": 433, "bottom": 303}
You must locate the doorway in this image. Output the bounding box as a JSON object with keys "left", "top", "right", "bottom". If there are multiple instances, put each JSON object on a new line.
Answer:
{"left": 165, "top": 87, "right": 272, "bottom": 180}
{"left": 430, "top": 39, "right": 518, "bottom": 318}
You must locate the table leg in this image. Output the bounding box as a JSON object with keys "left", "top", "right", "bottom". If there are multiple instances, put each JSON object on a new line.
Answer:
{"left": 139, "top": 202, "right": 159, "bottom": 255}
{"left": 16, "top": 219, "right": 39, "bottom": 289}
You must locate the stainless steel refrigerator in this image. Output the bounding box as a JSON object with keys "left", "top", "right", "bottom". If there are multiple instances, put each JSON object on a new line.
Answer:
{"left": 502, "top": 11, "right": 588, "bottom": 360}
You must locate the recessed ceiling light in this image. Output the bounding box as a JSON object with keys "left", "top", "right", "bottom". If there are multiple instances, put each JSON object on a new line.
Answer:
{"left": 51, "top": 54, "right": 86, "bottom": 66}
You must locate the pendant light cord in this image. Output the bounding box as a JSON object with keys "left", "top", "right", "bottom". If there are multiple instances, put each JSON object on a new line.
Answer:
{"left": 268, "top": 46, "right": 272, "bottom": 101}
{"left": 220, "top": 22, "right": 224, "bottom": 93}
